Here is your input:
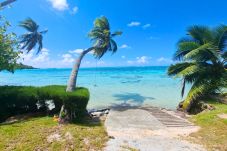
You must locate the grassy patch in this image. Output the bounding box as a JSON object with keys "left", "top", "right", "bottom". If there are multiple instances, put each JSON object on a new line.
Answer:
{"left": 189, "top": 100, "right": 227, "bottom": 151}
{"left": 0, "top": 116, "right": 108, "bottom": 151}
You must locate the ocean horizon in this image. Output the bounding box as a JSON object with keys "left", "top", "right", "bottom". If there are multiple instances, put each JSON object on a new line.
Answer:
{"left": 0, "top": 66, "right": 188, "bottom": 110}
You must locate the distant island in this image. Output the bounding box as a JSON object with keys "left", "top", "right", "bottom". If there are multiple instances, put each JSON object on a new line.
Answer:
{"left": 15, "top": 63, "right": 37, "bottom": 69}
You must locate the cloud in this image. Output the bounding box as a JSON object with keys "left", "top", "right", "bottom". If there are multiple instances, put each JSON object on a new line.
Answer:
{"left": 47, "top": 0, "right": 69, "bottom": 11}
{"left": 136, "top": 56, "right": 150, "bottom": 64}
{"left": 71, "top": 6, "right": 78, "bottom": 14}
{"left": 128, "top": 21, "right": 141, "bottom": 27}
{"left": 121, "top": 56, "right": 126, "bottom": 59}
{"left": 69, "top": 49, "right": 94, "bottom": 55}
{"left": 120, "top": 44, "right": 130, "bottom": 49}
{"left": 33, "top": 48, "right": 50, "bottom": 62}
{"left": 127, "top": 56, "right": 151, "bottom": 65}
{"left": 157, "top": 57, "right": 173, "bottom": 64}
{"left": 18, "top": 48, "right": 51, "bottom": 68}
{"left": 62, "top": 53, "right": 74, "bottom": 63}
{"left": 143, "top": 24, "right": 151, "bottom": 29}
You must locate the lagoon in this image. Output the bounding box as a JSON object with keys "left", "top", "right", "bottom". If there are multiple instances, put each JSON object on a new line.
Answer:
{"left": 0, "top": 66, "right": 188, "bottom": 110}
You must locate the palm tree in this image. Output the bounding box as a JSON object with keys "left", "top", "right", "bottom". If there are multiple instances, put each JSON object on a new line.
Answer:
{"left": 19, "top": 18, "right": 48, "bottom": 54}
{"left": 0, "top": 0, "right": 16, "bottom": 8}
{"left": 66, "top": 16, "right": 122, "bottom": 92}
{"left": 168, "top": 25, "right": 227, "bottom": 112}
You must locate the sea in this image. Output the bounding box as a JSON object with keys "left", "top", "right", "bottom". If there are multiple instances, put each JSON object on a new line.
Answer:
{"left": 0, "top": 66, "right": 189, "bottom": 110}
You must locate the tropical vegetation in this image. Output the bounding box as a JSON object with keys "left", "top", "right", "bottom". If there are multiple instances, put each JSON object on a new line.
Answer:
{"left": 19, "top": 18, "right": 48, "bottom": 54}
{"left": 0, "top": 17, "right": 19, "bottom": 73}
{"left": 168, "top": 25, "right": 227, "bottom": 113}
{"left": 0, "top": 0, "right": 16, "bottom": 8}
{"left": 0, "top": 85, "right": 89, "bottom": 122}
{"left": 0, "top": 116, "right": 108, "bottom": 150}
{"left": 66, "top": 16, "right": 122, "bottom": 92}
{"left": 190, "top": 97, "right": 227, "bottom": 150}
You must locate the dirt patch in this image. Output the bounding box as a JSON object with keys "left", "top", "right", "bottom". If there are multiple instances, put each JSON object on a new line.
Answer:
{"left": 217, "top": 113, "right": 227, "bottom": 119}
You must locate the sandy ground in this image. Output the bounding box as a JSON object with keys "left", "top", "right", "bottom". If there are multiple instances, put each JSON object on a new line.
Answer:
{"left": 104, "top": 107, "right": 206, "bottom": 151}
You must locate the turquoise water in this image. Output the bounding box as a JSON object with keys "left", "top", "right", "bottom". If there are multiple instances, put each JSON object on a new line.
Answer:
{"left": 0, "top": 66, "right": 187, "bottom": 110}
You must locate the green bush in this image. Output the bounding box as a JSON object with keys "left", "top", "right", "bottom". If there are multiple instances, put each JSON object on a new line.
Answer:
{"left": 0, "top": 85, "right": 89, "bottom": 122}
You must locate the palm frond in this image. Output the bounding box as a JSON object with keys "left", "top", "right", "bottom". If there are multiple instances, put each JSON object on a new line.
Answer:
{"left": 213, "top": 24, "right": 227, "bottom": 52}
{"left": 168, "top": 62, "right": 195, "bottom": 76}
{"left": 19, "top": 18, "right": 38, "bottom": 32}
{"left": 37, "top": 34, "right": 43, "bottom": 54}
{"left": 174, "top": 41, "right": 200, "bottom": 60}
{"left": 187, "top": 25, "right": 212, "bottom": 45}
{"left": 110, "top": 39, "right": 117, "bottom": 53}
{"left": 184, "top": 43, "right": 219, "bottom": 61}
{"left": 94, "top": 16, "right": 110, "bottom": 30}
{"left": 88, "top": 16, "right": 121, "bottom": 59}
{"left": 19, "top": 18, "right": 47, "bottom": 54}
{"left": 111, "top": 31, "right": 122, "bottom": 37}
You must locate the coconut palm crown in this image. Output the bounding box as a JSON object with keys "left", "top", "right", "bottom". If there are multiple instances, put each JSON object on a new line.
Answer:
{"left": 66, "top": 16, "right": 122, "bottom": 92}
{"left": 19, "top": 18, "right": 47, "bottom": 54}
{"left": 89, "top": 16, "right": 122, "bottom": 59}
{"left": 168, "top": 25, "right": 227, "bottom": 112}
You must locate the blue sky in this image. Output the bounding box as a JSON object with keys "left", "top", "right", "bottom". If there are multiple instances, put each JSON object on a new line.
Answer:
{"left": 2, "top": 0, "right": 227, "bottom": 68}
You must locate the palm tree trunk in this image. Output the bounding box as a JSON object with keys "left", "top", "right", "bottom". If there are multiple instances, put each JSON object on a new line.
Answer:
{"left": 66, "top": 47, "right": 94, "bottom": 92}
{"left": 0, "top": 0, "right": 16, "bottom": 8}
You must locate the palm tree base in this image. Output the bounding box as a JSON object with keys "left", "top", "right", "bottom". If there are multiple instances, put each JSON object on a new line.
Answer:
{"left": 177, "top": 100, "right": 215, "bottom": 114}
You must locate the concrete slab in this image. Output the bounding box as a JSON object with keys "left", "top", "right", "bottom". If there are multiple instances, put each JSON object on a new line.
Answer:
{"left": 104, "top": 108, "right": 206, "bottom": 151}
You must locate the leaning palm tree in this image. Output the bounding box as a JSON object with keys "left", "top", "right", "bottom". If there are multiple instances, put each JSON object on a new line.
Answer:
{"left": 19, "top": 18, "right": 48, "bottom": 54}
{"left": 66, "top": 16, "right": 122, "bottom": 92}
{"left": 168, "top": 25, "right": 227, "bottom": 112}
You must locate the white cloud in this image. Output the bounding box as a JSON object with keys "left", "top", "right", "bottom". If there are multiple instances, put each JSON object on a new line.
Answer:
{"left": 62, "top": 53, "right": 74, "bottom": 63}
{"left": 120, "top": 44, "right": 130, "bottom": 49}
{"left": 126, "top": 56, "right": 151, "bottom": 65}
{"left": 97, "top": 60, "right": 105, "bottom": 65}
{"left": 47, "top": 0, "right": 69, "bottom": 11}
{"left": 136, "top": 56, "right": 150, "bottom": 64}
{"left": 69, "top": 49, "right": 94, "bottom": 55}
{"left": 69, "top": 49, "right": 83, "bottom": 54}
{"left": 143, "top": 24, "right": 151, "bottom": 29}
{"left": 128, "top": 21, "right": 141, "bottom": 27}
{"left": 71, "top": 6, "right": 78, "bottom": 14}
{"left": 18, "top": 48, "right": 51, "bottom": 68}
{"left": 121, "top": 56, "right": 126, "bottom": 59}
{"left": 157, "top": 57, "right": 173, "bottom": 64}
{"left": 33, "top": 48, "right": 50, "bottom": 62}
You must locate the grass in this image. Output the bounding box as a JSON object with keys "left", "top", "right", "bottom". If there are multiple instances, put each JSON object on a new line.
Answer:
{"left": 189, "top": 98, "right": 227, "bottom": 151}
{"left": 0, "top": 116, "right": 108, "bottom": 151}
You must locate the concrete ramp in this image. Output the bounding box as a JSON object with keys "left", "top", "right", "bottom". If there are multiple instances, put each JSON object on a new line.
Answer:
{"left": 104, "top": 107, "right": 205, "bottom": 151}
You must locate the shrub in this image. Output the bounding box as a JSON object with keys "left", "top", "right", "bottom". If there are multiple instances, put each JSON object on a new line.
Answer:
{"left": 0, "top": 85, "right": 89, "bottom": 122}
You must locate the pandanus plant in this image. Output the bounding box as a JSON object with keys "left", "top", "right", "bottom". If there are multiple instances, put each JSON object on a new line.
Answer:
{"left": 66, "top": 16, "right": 122, "bottom": 92}
{"left": 168, "top": 25, "right": 227, "bottom": 112}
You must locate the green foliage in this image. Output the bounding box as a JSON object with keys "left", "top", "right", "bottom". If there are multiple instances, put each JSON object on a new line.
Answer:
{"left": 88, "top": 16, "right": 122, "bottom": 59}
{"left": 190, "top": 100, "right": 227, "bottom": 150}
{"left": 0, "top": 116, "right": 108, "bottom": 150}
{"left": 0, "top": 85, "right": 89, "bottom": 122}
{"left": 0, "top": 16, "right": 19, "bottom": 73}
{"left": 168, "top": 25, "right": 227, "bottom": 112}
{"left": 19, "top": 18, "right": 48, "bottom": 54}
{"left": 14, "top": 63, "right": 36, "bottom": 69}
